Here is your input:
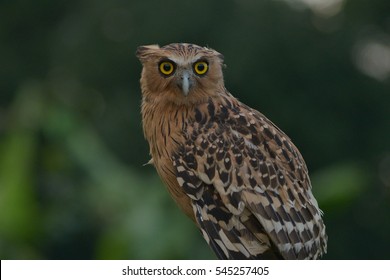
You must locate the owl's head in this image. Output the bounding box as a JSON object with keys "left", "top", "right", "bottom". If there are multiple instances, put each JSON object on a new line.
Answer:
{"left": 136, "top": 43, "right": 225, "bottom": 105}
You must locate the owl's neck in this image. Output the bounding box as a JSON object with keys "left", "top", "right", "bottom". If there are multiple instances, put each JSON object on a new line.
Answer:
{"left": 141, "top": 88, "right": 235, "bottom": 161}
{"left": 142, "top": 96, "right": 189, "bottom": 160}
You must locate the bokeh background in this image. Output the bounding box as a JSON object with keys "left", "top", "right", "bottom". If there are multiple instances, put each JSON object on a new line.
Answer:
{"left": 1, "top": 0, "right": 390, "bottom": 259}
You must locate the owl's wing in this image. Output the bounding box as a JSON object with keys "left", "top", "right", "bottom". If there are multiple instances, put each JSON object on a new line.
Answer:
{"left": 172, "top": 98, "right": 327, "bottom": 259}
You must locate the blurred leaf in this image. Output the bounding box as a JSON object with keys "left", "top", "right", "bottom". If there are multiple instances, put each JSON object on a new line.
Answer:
{"left": 0, "top": 132, "right": 38, "bottom": 239}
{"left": 0, "top": 82, "right": 43, "bottom": 243}
{"left": 311, "top": 161, "right": 370, "bottom": 211}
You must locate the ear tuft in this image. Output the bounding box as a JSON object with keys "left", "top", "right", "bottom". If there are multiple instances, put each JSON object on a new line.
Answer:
{"left": 136, "top": 44, "right": 160, "bottom": 62}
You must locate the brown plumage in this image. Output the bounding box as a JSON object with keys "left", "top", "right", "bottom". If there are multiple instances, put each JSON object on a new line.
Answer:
{"left": 136, "top": 43, "right": 327, "bottom": 259}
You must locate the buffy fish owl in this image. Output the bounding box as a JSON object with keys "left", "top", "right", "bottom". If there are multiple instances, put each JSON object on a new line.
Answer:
{"left": 136, "top": 43, "right": 327, "bottom": 259}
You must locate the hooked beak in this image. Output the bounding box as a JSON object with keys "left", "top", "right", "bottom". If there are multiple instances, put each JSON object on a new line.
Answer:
{"left": 178, "top": 71, "right": 193, "bottom": 96}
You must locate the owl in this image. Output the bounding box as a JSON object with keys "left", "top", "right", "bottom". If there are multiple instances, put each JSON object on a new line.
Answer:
{"left": 136, "top": 43, "right": 327, "bottom": 259}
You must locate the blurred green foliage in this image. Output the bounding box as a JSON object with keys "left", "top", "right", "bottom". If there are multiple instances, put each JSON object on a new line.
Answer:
{"left": 1, "top": 0, "right": 389, "bottom": 259}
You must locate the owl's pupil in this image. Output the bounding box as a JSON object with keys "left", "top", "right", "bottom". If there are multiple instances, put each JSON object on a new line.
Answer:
{"left": 197, "top": 64, "right": 204, "bottom": 71}
{"left": 163, "top": 64, "right": 171, "bottom": 71}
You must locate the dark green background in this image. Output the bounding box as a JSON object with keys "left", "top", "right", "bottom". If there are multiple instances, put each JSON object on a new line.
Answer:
{"left": 1, "top": 0, "right": 389, "bottom": 259}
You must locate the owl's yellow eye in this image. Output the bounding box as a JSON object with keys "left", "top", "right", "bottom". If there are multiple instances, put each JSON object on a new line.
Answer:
{"left": 193, "top": 61, "right": 208, "bottom": 75}
{"left": 159, "top": 61, "right": 175, "bottom": 76}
